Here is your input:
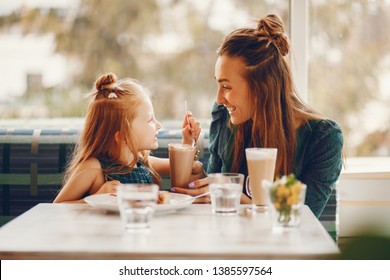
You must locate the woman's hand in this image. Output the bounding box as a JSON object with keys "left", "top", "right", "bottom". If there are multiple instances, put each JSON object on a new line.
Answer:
{"left": 95, "top": 180, "right": 121, "bottom": 194}
{"left": 171, "top": 177, "right": 210, "bottom": 203}
{"left": 189, "top": 160, "right": 206, "bottom": 182}
{"left": 182, "top": 111, "right": 201, "bottom": 145}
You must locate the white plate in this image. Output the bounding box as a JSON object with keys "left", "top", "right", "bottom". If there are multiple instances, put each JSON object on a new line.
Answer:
{"left": 84, "top": 192, "right": 195, "bottom": 214}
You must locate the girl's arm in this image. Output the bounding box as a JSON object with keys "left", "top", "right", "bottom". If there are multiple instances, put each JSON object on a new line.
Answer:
{"left": 149, "top": 156, "right": 170, "bottom": 177}
{"left": 53, "top": 158, "right": 103, "bottom": 203}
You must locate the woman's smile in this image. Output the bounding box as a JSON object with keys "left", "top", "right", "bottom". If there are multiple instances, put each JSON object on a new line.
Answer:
{"left": 225, "top": 105, "right": 237, "bottom": 114}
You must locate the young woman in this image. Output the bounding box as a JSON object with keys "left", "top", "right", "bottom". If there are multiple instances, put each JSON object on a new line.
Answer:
{"left": 54, "top": 73, "right": 201, "bottom": 203}
{"left": 173, "top": 14, "right": 344, "bottom": 217}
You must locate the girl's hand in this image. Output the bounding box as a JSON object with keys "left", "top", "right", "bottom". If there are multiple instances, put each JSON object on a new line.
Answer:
{"left": 96, "top": 180, "right": 121, "bottom": 194}
{"left": 182, "top": 111, "right": 201, "bottom": 145}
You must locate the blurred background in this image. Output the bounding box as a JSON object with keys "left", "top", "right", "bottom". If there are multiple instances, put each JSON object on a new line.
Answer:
{"left": 0, "top": 0, "right": 389, "bottom": 157}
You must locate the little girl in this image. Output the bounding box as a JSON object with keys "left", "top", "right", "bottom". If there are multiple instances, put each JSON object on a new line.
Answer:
{"left": 54, "top": 73, "right": 201, "bottom": 203}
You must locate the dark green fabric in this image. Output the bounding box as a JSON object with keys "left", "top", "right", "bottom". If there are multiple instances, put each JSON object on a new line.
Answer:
{"left": 207, "top": 103, "right": 344, "bottom": 218}
{"left": 99, "top": 160, "right": 153, "bottom": 184}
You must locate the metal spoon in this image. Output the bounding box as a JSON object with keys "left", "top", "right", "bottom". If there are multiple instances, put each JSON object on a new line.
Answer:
{"left": 182, "top": 191, "right": 210, "bottom": 202}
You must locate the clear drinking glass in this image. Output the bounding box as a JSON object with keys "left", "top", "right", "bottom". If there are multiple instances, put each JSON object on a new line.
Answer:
{"left": 208, "top": 173, "right": 244, "bottom": 215}
{"left": 168, "top": 143, "right": 196, "bottom": 188}
{"left": 245, "top": 148, "right": 277, "bottom": 214}
{"left": 116, "top": 184, "right": 159, "bottom": 232}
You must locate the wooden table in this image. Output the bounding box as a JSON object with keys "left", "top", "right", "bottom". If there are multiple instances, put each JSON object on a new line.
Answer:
{"left": 0, "top": 203, "right": 339, "bottom": 260}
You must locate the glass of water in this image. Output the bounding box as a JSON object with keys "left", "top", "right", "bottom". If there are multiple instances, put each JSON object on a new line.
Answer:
{"left": 116, "top": 184, "right": 159, "bottom": 232}
{"left": 208, "top": 173, "right": 244, "bottom": 215}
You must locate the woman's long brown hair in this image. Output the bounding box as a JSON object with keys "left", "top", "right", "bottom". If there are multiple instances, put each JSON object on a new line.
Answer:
{"left": 63, "top": 73, "right": 161, "bottom": 185}
{"left": 218, "top": 14, "right": 323, "bottom": 177}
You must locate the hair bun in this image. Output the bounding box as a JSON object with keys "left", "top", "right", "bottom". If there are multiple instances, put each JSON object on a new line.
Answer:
{"left": 257, "top": 14, "right": 290, "bottom": 56}
{"left": 271, "top": 34, "right": 289, "bottom": 56}
{"left": 95, "top": 73, "right": 117, "bottom": 91}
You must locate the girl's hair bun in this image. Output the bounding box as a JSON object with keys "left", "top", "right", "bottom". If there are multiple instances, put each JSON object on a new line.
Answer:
{"left": 95, "top": 73, "right": 117, "bottom": 91}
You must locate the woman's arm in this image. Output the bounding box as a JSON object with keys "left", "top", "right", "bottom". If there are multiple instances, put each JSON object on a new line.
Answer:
{"left": 298, "top": 120, "right": 344, "bottom": 217}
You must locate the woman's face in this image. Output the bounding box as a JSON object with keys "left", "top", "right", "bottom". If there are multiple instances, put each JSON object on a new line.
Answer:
{"left": 214, "top": 55, "right": 254, "bottom": 125}
{"left": 132, "top": 95, "right": 161, "bottom": 151}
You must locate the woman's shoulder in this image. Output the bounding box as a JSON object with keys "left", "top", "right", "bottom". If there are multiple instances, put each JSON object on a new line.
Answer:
{"left": 304, "top": 119, "right": 342, "bottom": 136}
{"left": 312, "top": 118, "right": 341, "bottom": 130}
{"left": 302, "top": 119, "right": 343, "bottom": 148}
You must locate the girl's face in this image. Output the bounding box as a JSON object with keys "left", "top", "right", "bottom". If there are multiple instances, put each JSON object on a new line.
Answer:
{"left": 214, "top": 55, "right": 254, "bottom": 125}
{"left": 132, "top": 95, "right": 161, "bottom": 151}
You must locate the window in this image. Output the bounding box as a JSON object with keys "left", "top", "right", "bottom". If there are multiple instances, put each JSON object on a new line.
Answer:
{"left": 308, "top": 0, "right": 390, "bottom": 156}
{"left": 0, "top": 0, "right": 288, "bottom": 127}
{"left": 2, "top": 0, "right": 387, "bottom": 157}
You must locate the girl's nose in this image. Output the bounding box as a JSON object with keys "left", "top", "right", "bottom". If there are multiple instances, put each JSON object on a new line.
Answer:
{"left": 156, "top": 120, "right": 162, "bottom": 130}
